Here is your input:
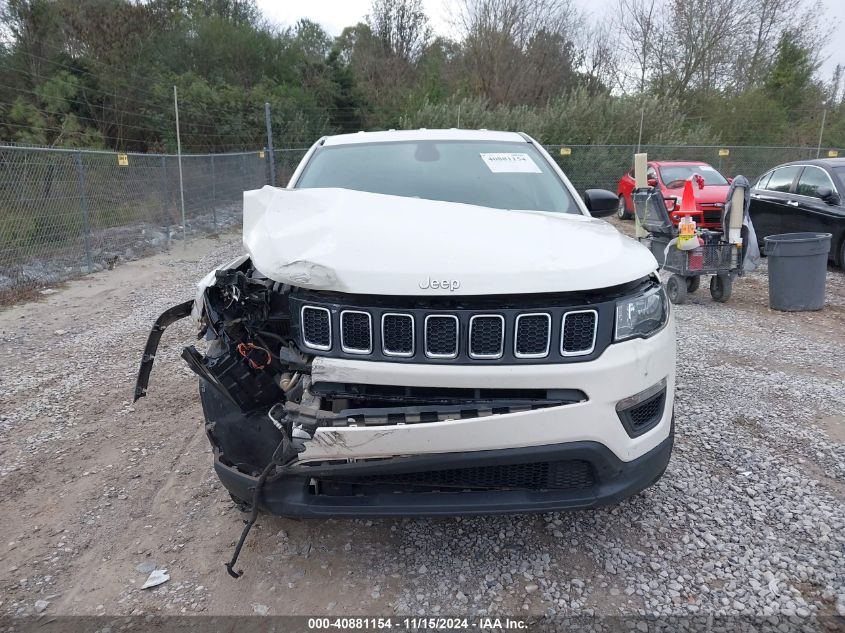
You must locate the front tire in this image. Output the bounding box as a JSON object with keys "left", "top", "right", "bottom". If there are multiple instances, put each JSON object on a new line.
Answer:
{"left": 666, "top": 274, "right": 688, "bottom": 304}
{"left": 617, "top": 195, "right": 632, "bottom": 220}
{"left": 710, "top": 274, "right": 733, "bottom": 302}
{"left": 686, "top": 276, "right": 701, "bottom": 293}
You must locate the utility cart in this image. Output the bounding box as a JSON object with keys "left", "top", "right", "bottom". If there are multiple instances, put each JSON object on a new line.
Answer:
{"left": 633, "top": 188, "right": 744, "bottom": 304}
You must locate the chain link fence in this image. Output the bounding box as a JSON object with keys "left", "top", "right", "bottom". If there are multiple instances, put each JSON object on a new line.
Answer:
{"left": 0, "top": 145, "right": 275, "bottom": 299}
{"left": 0, "top": 142, "right": 832, "bottom": 300}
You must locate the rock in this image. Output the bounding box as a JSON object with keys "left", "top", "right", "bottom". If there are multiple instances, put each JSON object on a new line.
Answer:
{"left": 252, "top": 604, "right": 269, "bottom": 615}
{"left": 34, "top": 600, "right": 49, "bottom": 613}
{"left": 525, "top": 584, "right": 538, "bottom": 594}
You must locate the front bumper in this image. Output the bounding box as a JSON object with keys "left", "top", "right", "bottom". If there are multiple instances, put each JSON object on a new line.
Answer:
{"left": 214, "top": 430, "right": 673, "bottom": 517}
{"left": 203, "top": 316, "right": 675, "bottom": 517}
{"left": 302, "top": 320, "right": 675, "bottom": 464}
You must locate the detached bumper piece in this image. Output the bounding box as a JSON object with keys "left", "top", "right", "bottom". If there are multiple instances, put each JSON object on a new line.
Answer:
{"left": 213, "top": 433, "right": 673, "bottom": 518}
{"left": 134, "top": 300, "right": 194, "bottom": 401}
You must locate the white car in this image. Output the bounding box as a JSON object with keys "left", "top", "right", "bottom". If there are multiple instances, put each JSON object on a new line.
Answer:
{"left": 136, "top": 129, "right": 674, "bottom": 535}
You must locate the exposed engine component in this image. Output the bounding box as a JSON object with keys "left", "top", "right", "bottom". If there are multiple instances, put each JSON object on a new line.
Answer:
{"left": 135, "top": 259, "right": 322, "bottom": 577}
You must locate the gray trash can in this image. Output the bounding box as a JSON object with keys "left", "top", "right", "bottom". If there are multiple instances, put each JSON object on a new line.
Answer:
{"left": 764, "top": 232, "right": 831, "bottom": 311}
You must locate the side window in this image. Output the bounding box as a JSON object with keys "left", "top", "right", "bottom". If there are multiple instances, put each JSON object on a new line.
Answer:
{"left": 756, "top": 171, "right": 772, "bottom": 189}
{"left": 795, "top": 166, "right": 835, "bottom": 199}
{"left": 765, "top": 166, "right": 801, "bottom": 192}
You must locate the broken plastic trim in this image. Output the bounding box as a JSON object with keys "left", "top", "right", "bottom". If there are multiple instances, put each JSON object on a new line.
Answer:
{"left": 225, "top": 422, "right": 303, "bottom": 578}
{"left": 134, "top": 300, "right": 194, "bottom": 401}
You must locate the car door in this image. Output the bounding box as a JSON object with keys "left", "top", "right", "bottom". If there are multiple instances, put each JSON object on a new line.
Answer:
{"left": 749, "top": 165, "right": 802, "bottom": 243}
{"left": 618, "top": 168, "right": 635, "bottom": 209}
{"left": 787, "top": 165, "right": 845, "bottom": 258}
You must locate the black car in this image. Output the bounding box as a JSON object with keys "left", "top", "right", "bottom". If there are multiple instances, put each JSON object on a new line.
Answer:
{"left": 749, "top": 158, "right": 845, "bottom": 266}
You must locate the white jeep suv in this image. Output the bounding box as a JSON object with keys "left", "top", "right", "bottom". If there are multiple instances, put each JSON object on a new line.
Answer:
{"left": 136, "top": 129, "right": 675, "bottom": 523}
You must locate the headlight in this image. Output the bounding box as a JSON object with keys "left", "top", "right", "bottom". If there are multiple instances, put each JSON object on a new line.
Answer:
{"left": 615, "top": 285, "right": 668, "bottom": 341}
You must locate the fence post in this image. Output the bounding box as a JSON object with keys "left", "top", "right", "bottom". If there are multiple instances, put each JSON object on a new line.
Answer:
{"left": 210, "top": 154, "right": 218, "bottom": 229}
{"left": 816, "top": 108, "right": 827, "bottom": 159}
{"left": 265, "top": 102, "right": 276, "bottom": 186}
{"left": 73, "top": 151, "right": 93, "bottom": 273}
{"left": 160, "top": 155, "right": 171, "bottom": 244}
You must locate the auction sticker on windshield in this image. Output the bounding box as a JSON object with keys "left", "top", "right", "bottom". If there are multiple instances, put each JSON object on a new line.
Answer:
{"left": 480, "top": 152, "right": 542, "bottom": 173}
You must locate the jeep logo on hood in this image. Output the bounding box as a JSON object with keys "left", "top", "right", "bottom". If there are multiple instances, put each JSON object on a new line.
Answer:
{"left": 419, "top": 277, "right": 461, "bottom": 291}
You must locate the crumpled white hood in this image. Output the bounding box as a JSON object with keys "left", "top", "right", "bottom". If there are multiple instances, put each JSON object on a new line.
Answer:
{"left": 243, "top": 186, "right": 657, "bottom": 296}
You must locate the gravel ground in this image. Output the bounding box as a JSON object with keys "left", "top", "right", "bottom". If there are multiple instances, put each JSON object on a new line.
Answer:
{"left": 0, "top": 219, "right": 843, "bottom": 628}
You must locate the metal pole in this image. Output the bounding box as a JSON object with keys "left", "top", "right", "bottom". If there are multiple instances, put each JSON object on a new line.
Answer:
{"left": 816, "top": 108, "right": 827, "bottom": 159}
{"left": 457, "top": 104, "right": 461, "bottom": 129}
{"left": 210, "top": 154, "right": 217, "bottom": 229}
{"left": 74, "top": 151, "right": 93, "bottom": 272}
{"left": 265, "top": 102, "right": 276, "bottom": 187}
{"left": 174, "top": 85, "right": 187, "bottom": 245}
{"left": 637, "top": 104, "right": 645, "bottom": 153}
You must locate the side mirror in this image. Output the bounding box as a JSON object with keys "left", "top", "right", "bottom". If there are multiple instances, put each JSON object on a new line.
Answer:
{"left": 647, "top": 178, "right": 658, "bottom": 187}
{"left": 817, "top": 186, "right": 840, "bottom": 205}
{"left": 583, "top": 189, "right": 619, "bottom": 217}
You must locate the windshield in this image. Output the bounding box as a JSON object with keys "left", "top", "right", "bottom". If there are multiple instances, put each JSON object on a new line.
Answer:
{"left": 294, "top": 140, "right": 579, "bottom": 213}
{"left": 659, "top": 164, "right": 728, "bottom": 187}
{"left": 830, "top": 166, "right": 845, "bottom": 188}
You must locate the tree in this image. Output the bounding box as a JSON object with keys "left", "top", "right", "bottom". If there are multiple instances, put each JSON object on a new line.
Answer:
{"left": 764, "top": 30, "right": 819, "bottom": 113}
{"left": 613, "top": 0, "right": 658, "bottom": 94}
{"left": 0, "top": 0, "right": 838, "bottom": 151}
{"left": 452, "top": 0, "right": 583, "bottom": 105}
{"left": 341, "top": 0, "right": 435, "bottom": 126}
{"left": 368, "top": 0, "right": 432, "bottom": 64}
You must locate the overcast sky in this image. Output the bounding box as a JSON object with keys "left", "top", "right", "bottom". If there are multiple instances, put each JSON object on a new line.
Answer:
{"left": 255, "top": 0, "right": 845, "bottom": 80}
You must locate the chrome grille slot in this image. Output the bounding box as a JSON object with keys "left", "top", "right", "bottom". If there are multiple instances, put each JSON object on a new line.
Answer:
{"left": 561, "top": 310, "right": 597, "bottom": 356}
{"left": 425, "top": 315, "right": 459, "bottom": 359}
{"left": 301, "top": 306, "right": 331, "bottom": 350}
{"left": 340, "top": 310, "right": 372, "bottom": 354}
{"left": 469, "top": 315, "right": 504, "bottom": 359}
{"left": 382, "top": 313, "right": 414, "bottom": 357}
{"left": 514, "top": 313, "right": 551, "bottom": 358}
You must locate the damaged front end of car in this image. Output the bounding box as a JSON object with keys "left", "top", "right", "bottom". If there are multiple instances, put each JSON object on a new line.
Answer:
{"left": 134, "top": 184, "right": 675, "bottom": 578}
{"left": 134, "top": 255, "right": 326, "bottom": 576}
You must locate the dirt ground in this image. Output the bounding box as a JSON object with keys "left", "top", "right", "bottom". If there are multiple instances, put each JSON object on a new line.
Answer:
{"left": 1, "top": 219, "right": 843, "bottom": 623}
{"left": 0, "top": 235, "right": 420, "bottom": 618}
